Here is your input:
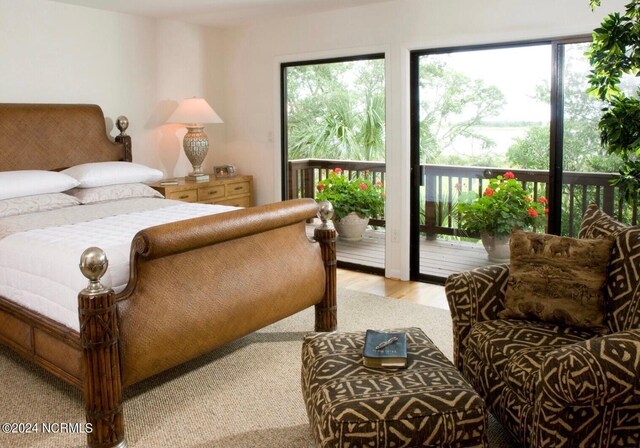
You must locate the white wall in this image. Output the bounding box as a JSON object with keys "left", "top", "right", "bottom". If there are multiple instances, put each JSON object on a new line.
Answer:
{"left": 0, "top": 0, "right": 224, "bottom": 178}
{"left": 153, "top": 20, "right": 226, "bottom": 177}
{"left": 217, "top": 0, "right": 627, "bottom": 279}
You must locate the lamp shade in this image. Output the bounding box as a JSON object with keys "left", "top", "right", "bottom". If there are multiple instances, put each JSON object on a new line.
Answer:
{"left": 167, "top": 97, "right": 223, "bottom": 125}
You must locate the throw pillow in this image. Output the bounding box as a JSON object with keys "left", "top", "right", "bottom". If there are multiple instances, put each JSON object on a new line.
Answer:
{"left": 499, "top": 229, "right": 613, "bottom": 332}
{"left": 606, "top": 226, "right": 640, "bottom": 332}
{"left": 576, "top": 204, "right": 639, "bottom": 332}
{"left": 579, "top": 203, "right": 628, "bottom": 239}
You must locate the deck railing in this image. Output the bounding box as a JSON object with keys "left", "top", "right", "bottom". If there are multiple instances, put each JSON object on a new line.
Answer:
{"left": 288, "top": 159, "right": 638, "bottom": 237}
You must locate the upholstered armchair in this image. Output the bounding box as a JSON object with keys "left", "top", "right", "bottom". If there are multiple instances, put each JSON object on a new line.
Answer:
{"left": 445, "top": 204, "right": 640, "bottom": 448}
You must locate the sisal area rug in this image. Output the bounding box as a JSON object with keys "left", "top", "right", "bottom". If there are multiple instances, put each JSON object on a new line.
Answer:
{"left": 0, "top": 288, "right": 520, "bottom": 448}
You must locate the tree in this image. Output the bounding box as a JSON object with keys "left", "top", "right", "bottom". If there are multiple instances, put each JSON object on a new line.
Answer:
{"left": 587, "top": 0, "right": 640, "bottom": 199}
{"left": 286, "top": 59, "right": 385, "bottom": 161}
{"left": 507, "top": 48, "right": 623, "bottom": 172}
{"left": 287, "top": 57, "right": 505, "bottom": 165}
{"left": 418, "top": 59, "right": 506, "bottom": 163}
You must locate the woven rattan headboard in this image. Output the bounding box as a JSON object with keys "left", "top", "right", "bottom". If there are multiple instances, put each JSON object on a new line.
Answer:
{"left": 0, "top": 103, "right": 131, "bottom": 171}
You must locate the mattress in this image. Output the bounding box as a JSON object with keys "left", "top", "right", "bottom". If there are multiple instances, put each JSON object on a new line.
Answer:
{"left": 0, "top": 198, "right": 237, "bottom": 331}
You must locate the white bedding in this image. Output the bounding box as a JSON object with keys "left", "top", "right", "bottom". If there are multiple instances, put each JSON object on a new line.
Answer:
{"left": 0, "top": 199, "right": 238, "bottom": 331}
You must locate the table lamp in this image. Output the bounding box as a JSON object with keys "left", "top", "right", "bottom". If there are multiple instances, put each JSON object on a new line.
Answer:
{"left": 168, "top": 97, "right": 223, "bottom": 182}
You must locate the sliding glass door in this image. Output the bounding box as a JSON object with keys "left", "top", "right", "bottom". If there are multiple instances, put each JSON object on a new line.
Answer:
{"left": 411, "top": 43, "right": 551, "bottom": 281}
{"left": 281, "top": 54, "right": 386, "bottom": 273}
{"left": 411, "top": 38, "right": 638, "bottom": 283}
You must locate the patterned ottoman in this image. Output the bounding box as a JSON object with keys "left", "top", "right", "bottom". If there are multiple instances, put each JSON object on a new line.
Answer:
{"left": 301, "top": 327, "right": 488, "bottom": 448}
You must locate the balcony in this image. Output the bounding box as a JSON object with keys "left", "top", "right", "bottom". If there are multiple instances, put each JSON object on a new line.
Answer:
{"left": 291, "top": 159, "right": 638, "bottom": 279}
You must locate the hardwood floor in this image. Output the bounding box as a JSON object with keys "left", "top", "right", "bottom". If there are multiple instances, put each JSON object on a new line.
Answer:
{"left": 307, "top": 223, "right": 496, "bottom": 280}
{"left": 338, "top": 269, "right": 449, "bottom": 310}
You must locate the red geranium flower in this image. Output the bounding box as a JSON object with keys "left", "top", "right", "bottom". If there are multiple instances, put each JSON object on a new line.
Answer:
{"left": 458, "top": 171, "right": 547, "bottom": 237}
{"left": 545, "top": 208, "right": 549, "bottom": 215}
{"left": 538, "top": 196, "right": 548, "bottom": 205}
{"left": 315, "top": 169, "right": 384, "bottom": 220}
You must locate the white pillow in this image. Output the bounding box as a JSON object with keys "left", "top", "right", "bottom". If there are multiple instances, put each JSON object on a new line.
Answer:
{"left": 67, "top": 183, "right": 164, "bottom": 204}
{"left": 62, "top": 162, "right": 163, "bottom": 188}
{"left": 0, "top": 193, "right": 80, "bottom": 218}
{"left": 0, "top": 170, "right": 80, "bottom": 200}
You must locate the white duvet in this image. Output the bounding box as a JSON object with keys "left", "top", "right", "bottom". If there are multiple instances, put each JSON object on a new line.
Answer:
{"left": 0, "top": 198, "right": 237, "bottom": 331}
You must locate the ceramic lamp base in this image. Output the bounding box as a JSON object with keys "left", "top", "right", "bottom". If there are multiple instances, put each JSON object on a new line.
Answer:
{"left": 183, "top": 125, "right": 209, "bottom": 177}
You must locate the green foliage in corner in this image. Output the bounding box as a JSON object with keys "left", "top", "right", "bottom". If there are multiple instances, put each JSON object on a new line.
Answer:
{"left": 587, "top": 0, "right": 640, "bottom": 200}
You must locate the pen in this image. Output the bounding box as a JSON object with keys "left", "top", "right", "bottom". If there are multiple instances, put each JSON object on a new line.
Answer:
{"left": 375, "top": 336, "right": 398, "bottom": 350}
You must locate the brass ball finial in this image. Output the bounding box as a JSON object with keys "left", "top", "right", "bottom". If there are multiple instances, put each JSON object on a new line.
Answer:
{"left": 79, "top": 247, "right": 109, "bottom": 292}
{"left": 116, "top": 115, "right": 129, "bottom": 136}
{"left": 317, "top": 200, "right": 334, "bottom": 229}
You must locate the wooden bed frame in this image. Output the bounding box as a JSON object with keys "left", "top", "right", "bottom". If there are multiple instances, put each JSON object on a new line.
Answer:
{"left": 0, "top": 103, "right": 337, "bottom": 448}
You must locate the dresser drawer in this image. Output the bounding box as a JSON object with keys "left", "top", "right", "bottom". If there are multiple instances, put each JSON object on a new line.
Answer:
{"left": 216, "top": 196, "right": 251, "bottom": 207}
{"left": 166, "top": 189, "right": 198, "bottom": 202}
{"left": 226, "top": 181, "right": 251, "bottom": 197}
{"left": 151, "top": 175, "right": 252, "bottom": 206}
{"left": 198, "top": 185, "right": 225, "bottom": 201}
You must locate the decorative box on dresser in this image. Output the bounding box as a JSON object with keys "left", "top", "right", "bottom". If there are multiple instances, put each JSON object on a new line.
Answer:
{"left": 150, "top": 175, "right": 253, "bottom": 207}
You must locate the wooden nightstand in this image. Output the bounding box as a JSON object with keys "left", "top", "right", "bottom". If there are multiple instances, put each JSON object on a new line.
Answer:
{"left": 150, "top": 175, "right": 253, "bottom": 207}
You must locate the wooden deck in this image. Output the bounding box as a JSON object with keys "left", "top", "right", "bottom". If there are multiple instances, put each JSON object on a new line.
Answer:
{"left": 307, "top": 224, "right": 497, "bottom": 280}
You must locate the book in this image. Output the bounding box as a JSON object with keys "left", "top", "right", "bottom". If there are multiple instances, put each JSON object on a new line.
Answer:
{"left": 186, "top": 174, "right": 210, "bottom": 182}
{"left": 362, "top": 330, "right": 408, "bottom": 368}
{"left": 160, "top": 178, "right": 179, "bottom": 185}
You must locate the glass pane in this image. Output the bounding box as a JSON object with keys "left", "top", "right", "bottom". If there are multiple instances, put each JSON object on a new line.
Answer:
{"left": 417, "top": 45, "right": 551, "bottom": 279}
{"left": 284, "top": 58, "right": 386, "bottom": 271}
{"left": 560, "top": 42, "right": 636, "bottom": 235}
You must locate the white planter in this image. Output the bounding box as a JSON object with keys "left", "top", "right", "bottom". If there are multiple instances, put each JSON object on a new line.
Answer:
{"left": 480, "top": 232, "right": 511, "bottom": 262}
{"left": 333, "top": 212, "right": 370, "bottom": 241}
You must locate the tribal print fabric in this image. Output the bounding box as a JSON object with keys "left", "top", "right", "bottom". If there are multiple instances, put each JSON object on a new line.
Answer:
{"left": 579, "top": 204, "right": 640, "bottom": 332}
{"left": 446, "top": 204, "right": 640, "bottom": 447}
{"left": 301, "top": 327, "right": 488, "bottom": 448}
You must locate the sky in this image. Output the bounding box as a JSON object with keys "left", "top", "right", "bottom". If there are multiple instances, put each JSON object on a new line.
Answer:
{"left": 428, "top": 44, "right": 553, "bottom": 123}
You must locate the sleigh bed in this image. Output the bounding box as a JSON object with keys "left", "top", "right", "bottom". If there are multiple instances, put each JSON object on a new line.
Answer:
{"left": 0, "top": 103, "right": 337, "bottom": 448}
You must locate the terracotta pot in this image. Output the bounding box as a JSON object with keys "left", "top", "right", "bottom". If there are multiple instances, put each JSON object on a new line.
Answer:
{"left": 480, "top": 232, "right": 511, "bottom": 262}
{"left": 333, "top": 212, "right": 370, "bottom": 241}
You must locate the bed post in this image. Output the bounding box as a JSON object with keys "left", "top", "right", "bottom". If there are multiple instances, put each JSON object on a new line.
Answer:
{"left": 314, "top": 201, "right": 337, "bottom": 332}
{"left": 78, "top": 247, "right": 127, "bottom": 448}
{"left": 115, "top": 115, "right": 132, "bottom": 162}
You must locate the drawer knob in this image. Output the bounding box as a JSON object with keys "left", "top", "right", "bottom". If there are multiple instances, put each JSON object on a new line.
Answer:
{"left": 209, "top": 190, "right": 219, "bottom": 195}
{"left": 234, "top": 186, "right": 243, "bottom": 191}
{"left": 179, "top": 195, "right": 189, "bottom": 199}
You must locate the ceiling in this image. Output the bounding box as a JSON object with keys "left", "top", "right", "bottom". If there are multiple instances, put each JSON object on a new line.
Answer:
{"left": 49, "top": 0, "right": 390, "bottom": 27}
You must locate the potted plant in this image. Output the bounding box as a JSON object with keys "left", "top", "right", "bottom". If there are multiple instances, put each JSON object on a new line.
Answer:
{"left": 457, "top": 171, "right": 548, "bottom": 261}
{"left": 316, "top": 167, "right": 385, "bottom": 240}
